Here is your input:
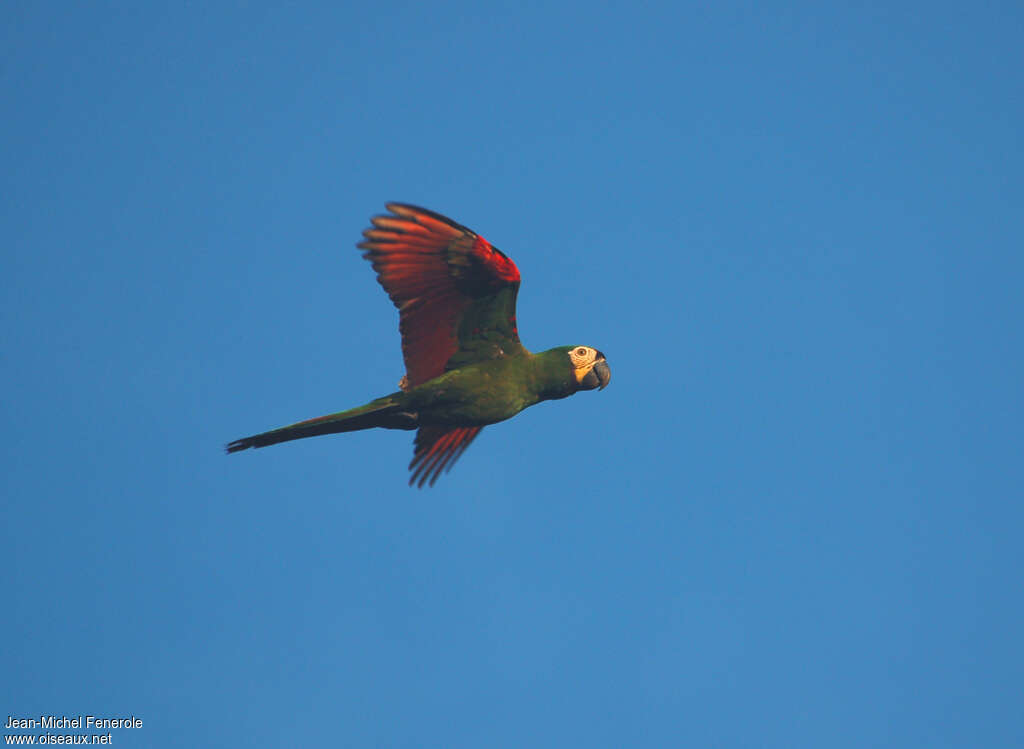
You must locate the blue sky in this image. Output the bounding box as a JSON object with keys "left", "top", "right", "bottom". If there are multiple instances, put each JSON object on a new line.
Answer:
{"left": 3, "top": 1, "right": 1022, "bottom": 746}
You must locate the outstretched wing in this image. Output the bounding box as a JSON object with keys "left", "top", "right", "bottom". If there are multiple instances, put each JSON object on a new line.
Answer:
{"left": 409, "top": 426, "right": 483, "bottom": 488}
{"left": 358, "top": 203, "right": 525, "bottom": 388}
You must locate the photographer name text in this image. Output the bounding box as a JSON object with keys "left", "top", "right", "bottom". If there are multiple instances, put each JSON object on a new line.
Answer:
{"left": 5, "top": 717, "right": 141, "bottom": 731}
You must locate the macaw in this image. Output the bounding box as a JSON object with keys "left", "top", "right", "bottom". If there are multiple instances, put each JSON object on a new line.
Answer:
{"left": 227, "top": 204, "right": 610, "bottom": 486}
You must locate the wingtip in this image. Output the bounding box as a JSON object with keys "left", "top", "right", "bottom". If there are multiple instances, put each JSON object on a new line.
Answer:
{"left": 381, "top": 203, "right": 477, "bottom": 236}
{"left": 385, "top": 201, "right": 424, "bottom": 216}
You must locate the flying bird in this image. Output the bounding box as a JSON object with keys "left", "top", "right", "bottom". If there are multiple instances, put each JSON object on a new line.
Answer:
{"left": 227, "top": 203, "right": 610, "bottom": 486}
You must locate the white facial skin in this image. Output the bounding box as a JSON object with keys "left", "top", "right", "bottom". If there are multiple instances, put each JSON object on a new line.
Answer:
{"left": 568, "top": 346, "right": 599, "bottom": 369}
{"left": 568, "top": 346, "right": 605, "bottom": 387}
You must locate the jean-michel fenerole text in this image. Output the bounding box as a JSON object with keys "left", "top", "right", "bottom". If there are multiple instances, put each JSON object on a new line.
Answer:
{"left": 6, "top": 715, "right": 142, "bottom": 730}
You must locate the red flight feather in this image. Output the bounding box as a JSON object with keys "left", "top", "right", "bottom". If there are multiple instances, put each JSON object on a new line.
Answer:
{"left": 358, "top": 203, "right": 520, "bottom": 387}
{"left": 409, "top": 426, "right": 483, "bottom": 488}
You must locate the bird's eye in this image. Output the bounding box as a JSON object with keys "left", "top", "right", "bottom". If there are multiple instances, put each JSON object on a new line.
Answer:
{"left": 576, "top": 347, "right": 587, "bottom": 356}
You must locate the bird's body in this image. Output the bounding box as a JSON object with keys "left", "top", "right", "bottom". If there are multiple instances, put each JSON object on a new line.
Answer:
{"left": 228, "top": 204, "right": 610, "bottom": 486}
{"left": 403, "top": 346, "right": 590, "bottom": 424}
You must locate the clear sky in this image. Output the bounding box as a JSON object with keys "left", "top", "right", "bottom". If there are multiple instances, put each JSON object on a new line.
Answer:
{"left": 3, "top": 1, "right": 1022, "bottom": 747}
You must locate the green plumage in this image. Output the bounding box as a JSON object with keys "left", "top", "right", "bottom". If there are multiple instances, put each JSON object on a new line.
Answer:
{"left": 227, "top": 347, "right": 597, "bottom": 449}
{"left": 228, "top": 204, "right": 610, "bottom": 486}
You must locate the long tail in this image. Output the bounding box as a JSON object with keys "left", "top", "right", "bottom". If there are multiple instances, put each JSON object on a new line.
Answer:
{"left": 226, "top": 394, "right": 415, "bottom": 453}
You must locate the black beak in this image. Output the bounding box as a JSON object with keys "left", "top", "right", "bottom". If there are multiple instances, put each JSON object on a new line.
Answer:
{"left": 580, "top": 357, "right": 611, "bottom": 391}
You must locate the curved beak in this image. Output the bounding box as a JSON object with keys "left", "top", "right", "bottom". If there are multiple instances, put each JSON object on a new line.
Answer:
{"left": 580, "top": 354, "right": 611, "bottom": 391}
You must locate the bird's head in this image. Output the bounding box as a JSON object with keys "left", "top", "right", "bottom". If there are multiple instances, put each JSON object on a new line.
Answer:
{"left": 566, "top": 345, "right": 611, "bottom": 391}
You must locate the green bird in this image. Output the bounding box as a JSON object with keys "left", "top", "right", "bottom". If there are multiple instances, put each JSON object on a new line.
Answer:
{"left": 227, "top": 203, "right": 610, "bottom": 486}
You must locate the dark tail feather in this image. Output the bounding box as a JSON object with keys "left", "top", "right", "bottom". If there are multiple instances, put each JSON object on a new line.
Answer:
{"left": 226, "top": 396, "right": 415, "bottom": 453}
